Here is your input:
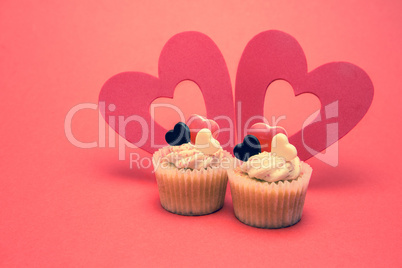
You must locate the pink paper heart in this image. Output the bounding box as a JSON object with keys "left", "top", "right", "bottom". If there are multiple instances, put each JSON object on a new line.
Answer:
{"left": 99, "top": 32, "right": 235, "bottom": 154}
{"left": 99, "top": 30, "right": 374, "bottom": 161}
{"left": 235, "top": 30, "right": 374, "bottom": 161}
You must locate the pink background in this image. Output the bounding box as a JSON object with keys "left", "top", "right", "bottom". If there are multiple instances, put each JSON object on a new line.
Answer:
{"left": 1, "top": 0, "right": 401, "bottom": 267}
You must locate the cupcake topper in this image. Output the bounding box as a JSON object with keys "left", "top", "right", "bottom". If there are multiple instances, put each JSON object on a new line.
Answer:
{"left": 186, "top": 114, "right": 220, "bottom": 144}
{"left": 165, "top": 122, "right": 191, "bottom": 146}
{"left": 195, "top": 128, "right": 220, "bottom": 155}
{"left": 233, "top": 135, "right": 261, "bottom": 161}
{"left": 248, "top": 123, "right": 287, "bottom": 152}
{"left": 271, "top": 133, "right": 297, "bottom": 161}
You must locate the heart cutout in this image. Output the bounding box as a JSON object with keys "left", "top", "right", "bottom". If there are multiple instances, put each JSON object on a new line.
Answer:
{"left": 264, "top": 80, "right": 321, "bottom": 137}
{"left": 150, "top": 80, "right": 206, "bottom": 131}
{"left": 235, "top": 30, "right": 374, "bottom": 161}
{"left": 99, "top": 31, "right": 235, "bottom": 153}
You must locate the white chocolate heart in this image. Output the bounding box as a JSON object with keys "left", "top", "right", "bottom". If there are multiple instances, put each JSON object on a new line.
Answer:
{"left": 271, "top": 133, "right": 297, "bottom": 161}
{"left": 195, "top": 128, "right": 221, "bottom": 155}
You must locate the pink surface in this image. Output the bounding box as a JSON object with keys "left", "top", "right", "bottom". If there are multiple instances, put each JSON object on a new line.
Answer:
{"left": 1, "top": 1, "right": 402, "bottom": 267}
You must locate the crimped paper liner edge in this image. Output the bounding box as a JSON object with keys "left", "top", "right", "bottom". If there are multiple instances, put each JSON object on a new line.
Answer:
{"left": 228, "top": 162, "right": 312, "bottom": 228}
{"left": 152, "top": 147, "right": 231, "bottom": 216}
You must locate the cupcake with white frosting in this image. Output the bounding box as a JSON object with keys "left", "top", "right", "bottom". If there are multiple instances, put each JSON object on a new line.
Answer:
{"left": 228, "top": 132, "right": 312, "bottom": 228}
{"left": 153, "top": 120, "right": 232, "bottom": 216}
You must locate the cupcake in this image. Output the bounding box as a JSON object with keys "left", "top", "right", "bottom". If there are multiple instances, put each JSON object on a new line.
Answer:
{"left": 152, "top": 118, "right": 232, "bottom": 216}
{"left": 229, "top": 126, "right": 312, "bottom": 228}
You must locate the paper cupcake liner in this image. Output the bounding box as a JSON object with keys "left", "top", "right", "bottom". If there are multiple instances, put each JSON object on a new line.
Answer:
{"left": 228, "top": 162, "right": 312, "bottom": 228}
{"left": 153, "top": 147, "right": 231, "bottom": 216}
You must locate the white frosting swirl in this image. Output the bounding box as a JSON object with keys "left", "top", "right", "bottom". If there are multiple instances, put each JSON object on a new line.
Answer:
{"left": 162, "top": 143, "right": 225, "bottom": 170}
{"left": 240, "top": 152, "right": 301, "bottom": 182}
